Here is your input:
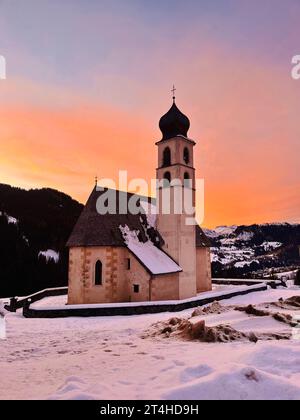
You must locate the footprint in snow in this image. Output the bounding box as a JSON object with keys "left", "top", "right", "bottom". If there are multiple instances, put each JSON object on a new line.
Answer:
{"left": 180, "top": 364, "right": 213, "bottom": 383}
{"left": 173, "top": 360, "right": 185, "bottom": 367}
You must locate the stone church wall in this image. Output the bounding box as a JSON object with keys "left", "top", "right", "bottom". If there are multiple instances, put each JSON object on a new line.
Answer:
{"left": 125, "top": 254, "right": 151, "bottom": 302}
{"left": 68, "top": 246, "right": 184, "bottom": 304}
{"left": 68, "top": 246, "right": 152, "bottom": 304}
{"left": 150, "top": 273, "right": 180, "bottom": 301}
{"left": 68, "top": 246, "right": 129, "bottom": 304}
{"left": 196, "top": 247, "right": 212, "bottom": 293}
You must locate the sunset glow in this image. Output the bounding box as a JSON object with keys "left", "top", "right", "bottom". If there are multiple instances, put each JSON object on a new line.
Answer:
{"left": 0, "top": 0, "right": 299, "bottom": 227}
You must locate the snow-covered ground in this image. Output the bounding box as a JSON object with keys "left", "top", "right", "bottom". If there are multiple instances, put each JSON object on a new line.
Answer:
{"left": 1, "top": 286, "right": 300, "bottom": 400}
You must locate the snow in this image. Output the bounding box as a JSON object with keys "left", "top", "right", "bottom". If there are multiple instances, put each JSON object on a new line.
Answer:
{"left": 208, "top": 226, "right": 285, "bottom": 269}
{"left": 140, "top": 200, "right": 157, "bottom": 228}
{"left": 1, "top": 286, "right": 300, "bottom": 400}
{"left": 213, "top": 278, "right": 275, "bottom": 284}
{"left": 119, "top": 225, "right": 181, "bottom": 275}
{"left": 204, "top": 225, "right": 237, "bottom": 238}
{"left": 7, "top": 216, "right": 18, "bottom": 225}
{"left": 38, "top": 250, "right": 60, "bottom": 263}
{"left": 163, "top": 364, "right": 300, "bottom": 400}
{"left": 0, "top": 301, "right": 6, "bottom": 317}
{"left": 0, "top": 211, "right": 18, "bottom": 225}
{"left": 209, "top": 236, "right": 284, "bottom": 269}
{"left": 210, "top": 244, "right": 256, "bottom": 266}
{"left": 221, "top": 287, "right": 300, "bottom": 305}
{"left": 205, "top": 223, "right": 298, "bottom": 274}
{"left": 22, "top": 235, "right": 29, "bottom": 245}
{"left": 261, "top": 241, "right": 282, "bottom": 251}
{"left": 234, "top": 260, "right": 259, "bottom": 268}
{"left": 236, "top": 231, "right": 254, "bottom": 242}
{"left": 30, "top": 284, "right": 264, "bottom": 310}
{"left": 275, "top": 270, "right": 298, "bottom": 280}
{"left": 219, "top": 237, "right": 236, "bottom": 245}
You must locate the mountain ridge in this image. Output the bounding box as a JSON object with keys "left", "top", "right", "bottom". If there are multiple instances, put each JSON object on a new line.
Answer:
{"left": 205, "top": 223, "right": 300, "bottom": 279}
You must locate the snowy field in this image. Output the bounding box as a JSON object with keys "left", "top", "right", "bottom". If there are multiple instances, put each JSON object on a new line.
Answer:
{"left": 1, "top": 286, "right": 300, "bottom": 400}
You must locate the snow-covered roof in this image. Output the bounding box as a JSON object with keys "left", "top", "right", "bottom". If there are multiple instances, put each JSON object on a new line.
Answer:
{"left": 67, "top": 187, "right": 210, "bottom": 249}
{"left": 119, "top": 225, "right": 182, "bottom": 276}
{"left": 140, "top": 200, "right": 157, "bottom": 228}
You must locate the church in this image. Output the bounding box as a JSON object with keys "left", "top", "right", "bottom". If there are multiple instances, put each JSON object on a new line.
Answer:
{"left": 66, "top": 96, "right": 212, "bottom": 304}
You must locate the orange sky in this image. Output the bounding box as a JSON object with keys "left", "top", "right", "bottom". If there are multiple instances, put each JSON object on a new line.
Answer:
{"left": 0, "top": 1, "right": 299, "bottom": 228}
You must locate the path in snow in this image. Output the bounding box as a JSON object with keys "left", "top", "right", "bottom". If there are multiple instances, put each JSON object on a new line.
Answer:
{"left": 1, "top": 287, "right": 300, "bottom": 400}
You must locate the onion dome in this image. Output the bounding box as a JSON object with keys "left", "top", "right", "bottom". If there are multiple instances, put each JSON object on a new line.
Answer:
{"left": 159, "top": 100, "right": 190, "bottom": 141}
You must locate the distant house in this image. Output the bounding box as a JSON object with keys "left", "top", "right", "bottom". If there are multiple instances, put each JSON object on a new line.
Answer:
{"left": 67, "top": 99, "right": 212, "bottom": 304}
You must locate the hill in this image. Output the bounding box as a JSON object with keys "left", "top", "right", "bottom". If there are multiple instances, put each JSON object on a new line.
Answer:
{"left": 204, "top": 224, "right": 300, "bottom": 279}
{"left": 0, "top": 184, "right": 83, "bottom": 297}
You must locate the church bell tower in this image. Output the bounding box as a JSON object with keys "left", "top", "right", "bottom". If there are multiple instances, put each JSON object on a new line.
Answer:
{"left": 156, "top": 90, "right": 197, "bottom": 299}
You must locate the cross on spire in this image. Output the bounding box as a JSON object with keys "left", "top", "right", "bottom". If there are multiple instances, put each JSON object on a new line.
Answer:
{"left": 95, "top": 175, "right": 98, "bottom": 187}
{"left": 171, "top": 84, "right": 176, "bottom": 102}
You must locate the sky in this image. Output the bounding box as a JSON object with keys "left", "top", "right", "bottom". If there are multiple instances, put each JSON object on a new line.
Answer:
{"left": 0, "top": 0, "right": 299, "bottom": 228}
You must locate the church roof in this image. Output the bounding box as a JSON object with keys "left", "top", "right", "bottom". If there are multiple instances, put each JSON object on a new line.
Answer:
{"left": 120, "top": 225, "right": 182, "bottom": 275}
{"left": 159, "top": 100, "right": 191, "bottom": 141}
{"left": 66, "top": 188, "right": 158, "bottom": 248}
{"left": 66, "top": 187, "right": 210, "bottom": 249}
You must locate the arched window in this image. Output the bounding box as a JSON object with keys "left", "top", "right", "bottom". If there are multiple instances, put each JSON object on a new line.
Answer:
{"left": 163, "top": 147, "right": 171, "bottom": 167}
{"left": 163, "top": 171, "right": 171, "bottom": 187}
{"left": 183, "top": 147, "right": 190, "bottom": 165}
{"left": 184, "top": 172, "right": 191, "bottom": 187}
{"left": 95, "top": 260, "right": 103, "bottom": 286}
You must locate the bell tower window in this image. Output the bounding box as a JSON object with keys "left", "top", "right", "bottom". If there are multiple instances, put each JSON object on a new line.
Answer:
{"left": 183, "top": 147, "right": 190, "bottom": 165}
{"left": 163, "top": 147, "right": 171, "bottom": 167}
